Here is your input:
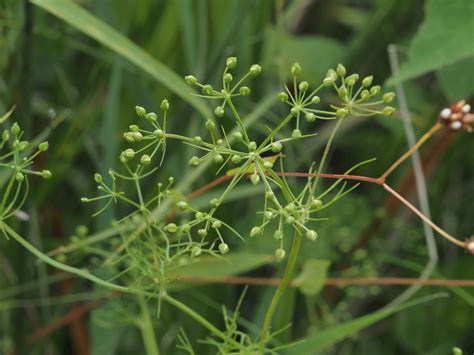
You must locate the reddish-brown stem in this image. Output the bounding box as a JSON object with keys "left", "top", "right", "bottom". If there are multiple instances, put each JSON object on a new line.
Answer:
{"left": 382, "top": 183, "right": 465, "bottom": 248}
{"left": 184, "top": 170, "right": 466, "bottom": 250}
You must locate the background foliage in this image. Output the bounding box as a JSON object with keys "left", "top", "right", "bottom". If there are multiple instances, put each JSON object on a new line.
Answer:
{"left": 0, "top": 0, "right": 473, "bottom": 354}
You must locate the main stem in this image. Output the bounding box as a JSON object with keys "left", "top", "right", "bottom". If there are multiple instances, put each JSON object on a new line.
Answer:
{"left": 259, "top": 229, "right": 302, "bottom": 347}
{"left": 138, "top": 295, "right": 160, "bottom": 355}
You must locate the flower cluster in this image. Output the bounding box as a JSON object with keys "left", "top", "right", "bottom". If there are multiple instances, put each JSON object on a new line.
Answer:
{"left": 0, "top": 111, "right": 51, "bottom": 225}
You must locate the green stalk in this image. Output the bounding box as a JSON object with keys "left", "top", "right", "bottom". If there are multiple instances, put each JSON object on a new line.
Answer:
{"left": 259, "top": 228, "right": 302, "bottom": 347}
{"left": 138, "top": 295, "right": 160, "bottom": 355}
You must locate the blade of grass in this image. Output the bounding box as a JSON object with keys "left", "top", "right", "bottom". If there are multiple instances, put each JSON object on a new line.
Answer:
{"left": 30, "top": 0, "right": 212, "bottom": 119}
{"left": 285, "top": 293, "right": 448, "bottom": 354}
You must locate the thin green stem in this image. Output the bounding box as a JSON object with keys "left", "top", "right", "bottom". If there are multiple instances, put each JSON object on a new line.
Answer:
{"left": 259, "top": 228, "right": 302, "bottom": 347}
{"left": 138, "top": 295, "right": 160, "bottom": 355}
{"left": 225, "top": 97, "right": 250, "bottom": 143}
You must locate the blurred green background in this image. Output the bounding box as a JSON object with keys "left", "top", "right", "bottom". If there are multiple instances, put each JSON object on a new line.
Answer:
{"left": 1, "top": 0, "right": 473, "bottom": 354}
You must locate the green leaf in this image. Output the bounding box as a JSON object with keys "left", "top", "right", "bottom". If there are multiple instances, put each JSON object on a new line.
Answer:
{"left": 30, "top": 0, "right": 212, "bottom": 119}
{"left": 285, "top": 293, "right": 447, "bottom": 354}
{"left": 295, "top": 259, "right": 331, "bottom": 296}
{"left": 388, "top": 0, "right": 474, "bottom": 84}
{"left": 436, "top": 56, "right": 474, "bottom": 101}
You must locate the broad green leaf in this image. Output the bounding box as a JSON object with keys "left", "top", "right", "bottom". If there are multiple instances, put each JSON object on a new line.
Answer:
{"left": 174, "top": 252, "right": 273, "bottom": 278}
{"left": 436, "top": 56, "right": 474, "bottom": 101}
{"left": 388, "top": 0, "right": 474, "bottom": 84}
{"left": 295, "top": 259, "right": 331, "bottom": 296}
{"left": 30, "top": 0, "right": 212, "bottom": 119}
{"left": 285, "top": 293, "right": 447, "bottom": 354}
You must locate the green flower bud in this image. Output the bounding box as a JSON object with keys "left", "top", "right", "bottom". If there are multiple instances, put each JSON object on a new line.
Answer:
{"left": 210, "top": 198, "right": 220, "bottom": 207}
{"left": 323, "top": 77, "right": 335, "bottom": 87}
{"left": 197, "top": 229, "right": 208, "bottom": 238}
{"left": 250, "top": 174, "right": 260, "bottom": 185}
{"left": 292, "top": 129, "right": 302, "bottom": 138}
{"left": 271, "top": 141, "right": 282, "bottom": 153}
{"left": 18, "top": 141, "right": 29, "bottom": 151}
{"left": 135, "top": 106, "right": 146, "bottom": 117}
{"left": 123, "top": 148, "right": 135, "bottom": 159}
{"left": 232, "top": 131, "right": 243, "bottom": 141}
{"left": 263, "top": 160, "right": 273, "bottom": 169}
{"left": 291, "top": 63, "right": 301, "bottom": 76}
{"left": 275, "top": 248, "right": 286, "bottom": 261}
{"left": 336, "top": 108, "right": 348, "bottom": 118}
{"left": 311, "top": 96, "right": 321, "bottom": 104}
{"left": 189, "top": 156, "right": 200, "bottom": 166}
{"left": 76, "top": 225, "right": 89, "bottom": 236}
{"left": 193, "top": 136, "right": 202, "bottom": 144}
{"left": 285, "top": 215, "right": 295, "bottom": 224}
{"left": 273, "top": 230, "right": 283, "bottom": 240}
{"left": 338, "top": 87, "right": 348, "bottom": 98}
{"left": 140, "top": 154, "right": 151, "bottom": 165}
{"left": 94, "top": 173, "right": 103, "bottom": 183}
{"left": 226, "top": 56, "right": 237, "bottom": 68}
{"left": 250, "top": 226, "right": 261, "bottom": 237}
{"left": 181, "top": 224, "right": 191, "bottom": 234}
{"left": 195, "top": 212, "right": 205, "bottom": 220}
{"left": 205, "top": 119, "right": 215, "bottom": 131}
{"left": 164, "top": 223, "right": 178, "bottom": 233}
{"left": 11, "top": 122, "right": 20, "bottom": 135}
{"left": 39, "top": 141, "right": 49, "bottom": 152}
{"left": 231, "top": 155, "right": 242, "bottom": 164}
{"left": 382, "top": 106, "right": 395, "bottom": 116}
{"left": 362, "top": 76, "right": 373, "bottom": 87}
{"left": 306, "top": 230, "right": 318, "bottom": 241}
{"left": 212, "top": 220, "right": 222, "bottom": 229}
{"left": 248, "top": 141, "right": 257, "bottom": 151}
{"left": 360, "top": 89, "right": 371, "bottom": 101}
{"left": 305, "top": 112, "right": 316, "bottom": 122}
{"left": 326, "top": 69, "right": 338, "bottom": 80}
{"left": 336, "top": 63, "right": 347, "bottom": 77}
{"left": 184, "top": 75, "right": 198, "bottom": 85}
{"left": 223, "top": 73, "right": 233, "bottom": 83}
{"left": 132, "top": 132, "right": 143, "bottom": 142}
{"left": 191, "top": 246, "right": 202, "bottom": 257}
{"left": 277, "top": 92, "right": 289, "bottom": 102}
{"left": 370, "top": 85, "right": 381, "bottom": 96}
{"left": 154, "top": 129, "right": 165, "bottom": 138}
{"left": 239, "top": 86, "right": 251, "bottom": 96}
{"left": 123, "top": 132, "right": 135, "bottom": 142}
{"left": 214, "top": 106, "right": 224, "bottom": 117}
{"left": 129, "top": 124, "right": 139, "bottom": 132}
{"left": 311, "top": 198, "right": 323, "bottom": 208}
{"left": 81, "top": 197, "right": 89, "bottom": 203}
{"left": 298, "top": 81, "right": 309, "bottom": 92}
{"left": 452, "top": 347, "right": 462, "bottom": 355}
{"left": 213, "top": 153, "right": 224, "bottom": 164}
{"left": 202, "top": 84, "right": 213, "bottom": 95}
{"left": 383, "top": 92, "right": 396, "bottom": 103}
{"left": 290, "top": 107, "right": 300, "bottom": 116}
{"left": 145, "top": 112, "right": 157, "bottom": 122}
{"left": 16, "top": 172, "right": 24, "bottom": 182}
{"left": 218, "top": 242, "right": 229, "bottom": 254}
{"left": 264, "top": 211, "right": 274, "bottom": 220}
{"left": 265, "top": 190, "right": 275, "bottom": 199}
{"left": 160, "top": 99, "right": 170, "bottom": 111}
{"left": 2, "top": 130, "right": 9, "bottom": 141}
{"left": 249, "top": 64, "right": 261, "bottom": 76}
{"left": 177, "top": 201, "right": 188, "bottom": 210}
